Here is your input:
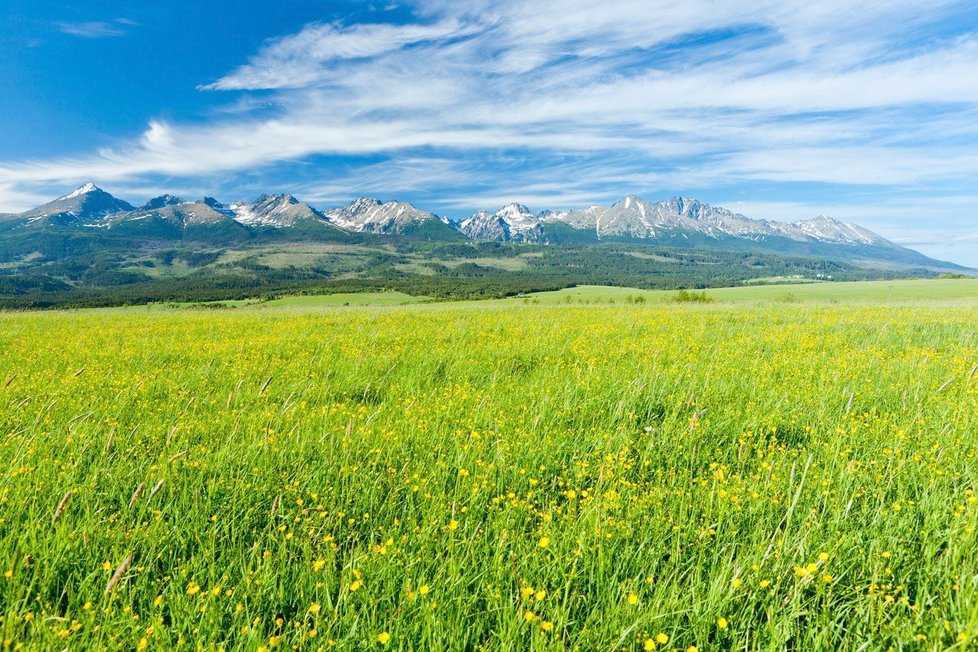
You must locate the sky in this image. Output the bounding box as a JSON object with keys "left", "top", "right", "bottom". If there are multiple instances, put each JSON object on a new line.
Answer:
{"left": 1, "top": 1, "right": 978, "bottom": 265}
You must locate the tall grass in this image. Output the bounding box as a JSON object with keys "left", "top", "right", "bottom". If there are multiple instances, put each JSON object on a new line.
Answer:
{"left": 0, "top": 303, "right": 976, "bottom": 649}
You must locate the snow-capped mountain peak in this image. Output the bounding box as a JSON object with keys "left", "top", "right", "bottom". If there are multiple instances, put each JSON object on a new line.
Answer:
{"left": 324, "top": 197, "right": 448, "bottom": 234}
{"left": 497, "top": 202, "right": 532, "bottom": 217}
{"left": 230, "top": 193, "right": 326, "bottom": 227}
{"left": 457, "top": 194, "right": 902, "bottom": 249}
{"left": 59, "top": 182, "right": 99, "bottom": 201}
{"left": 619, "top": 194, "right": 644, "bottom": 209}
{"left": 496, "top": 203, "right": 538, "bottom": 228}
{"left": 457, "top": 202, "right": 544, "bottom": 241}
{"left": 18, "top": 182, "right": 134, "bottom": 226}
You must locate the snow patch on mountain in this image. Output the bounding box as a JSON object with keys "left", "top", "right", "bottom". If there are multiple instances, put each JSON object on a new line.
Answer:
{"left": 793, "top": 215, "right": 888, "bottom": 246}
{"left": 230, "top": 194, "right": 326, "bottom": 227}
{"left": 59, "top": 182, "right": 99, "bottom": 201}
{"left": 18, "top": 183, "right": 134, "bottom": 225}
{"left": 458, "top": 203, "right": 544, "bottom": 241}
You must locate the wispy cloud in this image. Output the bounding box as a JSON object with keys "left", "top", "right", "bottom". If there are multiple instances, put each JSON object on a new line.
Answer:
{"left": 57, "top": 21, "right": 126, "bottom": 38}
{"left": 202, "top": 18, "right": 474, "bottom": 90}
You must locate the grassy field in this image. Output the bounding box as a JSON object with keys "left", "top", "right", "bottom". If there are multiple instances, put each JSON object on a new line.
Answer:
{"left": 158, "top": 279, "right": 978, "bottom": 311}
{"left": 502, "top": 279, "right": 978, "bottom": 305}
{"left": 264, "top": 292, "right": 430, "bottom": 308}
{"left": 1, "top": 296, "right": 977, "bottom": 649}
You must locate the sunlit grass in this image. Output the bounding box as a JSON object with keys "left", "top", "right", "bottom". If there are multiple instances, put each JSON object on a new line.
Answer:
{"left": 1, "top": 301, "right": 976, "bottom": 649}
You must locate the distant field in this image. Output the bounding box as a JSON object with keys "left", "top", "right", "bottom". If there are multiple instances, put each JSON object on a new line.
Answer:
{"left": 146, "top": 292, "right": 430, "bottom": 310}
{"left": 501, "top": 278, "right": 978, "bottom": 305}
{"left": 164, "top": 278, "right": 978, "bottom": 311}
{"left": 264, "top": 292, "right": 430, "bottom": 307}
{"left": 2, "top": 299, "right": 978, "bottom": 649}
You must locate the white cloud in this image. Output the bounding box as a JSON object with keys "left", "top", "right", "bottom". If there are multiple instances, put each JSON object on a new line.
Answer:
{"left": 57, "top": 21, "right": 125, "bottom": 38}
{"left": 202, "top": 19, "right": 474, "bottom": 90}
{"left": 0, "top": 183, "right": 54, "bottom": 214}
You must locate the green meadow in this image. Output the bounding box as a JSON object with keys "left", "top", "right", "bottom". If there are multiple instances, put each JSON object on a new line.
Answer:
{"left": 1, "top": 279, "right": 977, "bottom": 650}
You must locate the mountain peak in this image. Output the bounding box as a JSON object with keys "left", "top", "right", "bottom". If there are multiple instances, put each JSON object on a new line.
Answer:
{"left": 613, "top": 194, "right": 642, "bottom": 208}
{"left": 202, "top": 196, "right": 229, "bottom": 210}
{"left": 59, "top": 182, "right": 100, "bottom": 201}
{"left": 457, "top": 202, "right": 543, "bottom": 241}
{"left": 255, "top": 193, "right": 299, "bottom": 205}
{"left": 349, "top": 197, "right": 382, "bottom": 209}
{"left": 200, "top": 197, "right": 235, "bottom": 217}
{"left": 324, "top": 196, "right": 449, "bottom": 234}
{"left": 496, "top": 203, "right": 535, "bottom": 222}
{"left": 673, "top": 196, "right": 706, "bottom": 212}
{"left": 229, "top": 193, "right": 326, "bottom": 228}
{"left": 141, "top": 194, "right": 184, "bottom": 210}
{"left": 17, "top": 183, "right": 134, "bottom": 225}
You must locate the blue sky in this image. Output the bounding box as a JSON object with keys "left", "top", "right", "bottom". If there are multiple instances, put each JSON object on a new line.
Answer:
{"left": 2, "top": 1, "right": 978, "bottom": 264}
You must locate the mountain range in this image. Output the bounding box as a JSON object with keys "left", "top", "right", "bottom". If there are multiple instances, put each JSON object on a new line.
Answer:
{"left": 0, "top": 183, "right": 964, "bottom": 271}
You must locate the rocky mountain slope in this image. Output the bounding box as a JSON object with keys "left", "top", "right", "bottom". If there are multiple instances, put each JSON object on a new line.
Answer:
{"left": 321, "top": 197, "right": 456, "bottom": 236}
{"left": 459, "top": 203, "right": 544, "bottom": 242}
{"left": 12, "top": 183, "right": 135, "bottom": 227}
{"left": 230, "top": 194, "right": 327, "bottom": 228}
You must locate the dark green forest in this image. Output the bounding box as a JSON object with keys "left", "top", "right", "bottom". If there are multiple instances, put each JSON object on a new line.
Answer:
{"left": 0, "top": 226, "right": 928, "bottom": 309}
